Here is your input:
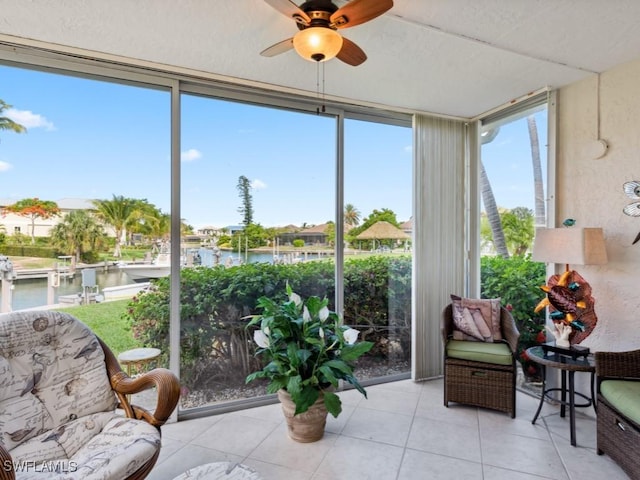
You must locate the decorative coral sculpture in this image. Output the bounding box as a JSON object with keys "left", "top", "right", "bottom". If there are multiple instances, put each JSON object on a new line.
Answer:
{"left": 534, "top": 269, "right": 597, "bottom": 344}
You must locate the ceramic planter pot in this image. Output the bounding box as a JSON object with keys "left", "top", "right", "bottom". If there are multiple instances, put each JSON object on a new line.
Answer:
{"left": 277, "top": 389, "right": 328, "bottom": 442}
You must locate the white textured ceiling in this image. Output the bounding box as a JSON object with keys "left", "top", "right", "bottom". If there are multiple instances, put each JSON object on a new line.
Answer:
{"left": 1, "top": 0, "right": 640, "bottom": 118}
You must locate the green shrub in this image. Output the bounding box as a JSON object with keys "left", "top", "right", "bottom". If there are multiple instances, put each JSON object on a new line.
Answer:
{"left": 81, "top": 250, "right": 102, "bottom": 264}
{"left": 0, "top": 245, "right": 58, "bottom": 258}
{"left": 292, "top": 239, "right": 305, "bottom": 247}
{"left": 480, "top": 255, "right": 547, "bottom": 378}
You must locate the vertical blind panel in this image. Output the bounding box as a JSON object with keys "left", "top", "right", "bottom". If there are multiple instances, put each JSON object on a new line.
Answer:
{"left": 466, "top": 121, "right": 481, "bottom": 297}
{"left": 412, "top": 114, "right": 467, "bottom": 380}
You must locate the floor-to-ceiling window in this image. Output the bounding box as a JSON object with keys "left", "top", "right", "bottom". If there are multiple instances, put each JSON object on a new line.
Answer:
{"left": 343, "top": 117, "right": 412, "bottom": 382}
{"left": 178, "top": 94, "right": 336, "bottom": 410}
{"left": 479, "top": 93, "right": 552, "bottom": 386}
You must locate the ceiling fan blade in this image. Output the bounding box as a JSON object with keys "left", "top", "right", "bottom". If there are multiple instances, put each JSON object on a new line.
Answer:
{"left": 331, "top": 0, "right": 393, "bottom": 29}
{"left": 337, "top": 37, "right": 367, "bottom": 66}
{"left": 264, "top": 0, "right": 310, "bottom": 25}
{"left": 260, "top": 38, "right": 294, "bottom": 57}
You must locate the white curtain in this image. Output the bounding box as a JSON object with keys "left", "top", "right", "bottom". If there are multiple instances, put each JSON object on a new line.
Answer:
{"left": 412, "top": 115, "right": 475, "bottom": 380}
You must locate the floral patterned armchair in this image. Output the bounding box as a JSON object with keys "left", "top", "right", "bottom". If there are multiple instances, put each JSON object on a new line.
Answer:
{"left": 0, "top": 310, "right": 180, "bottom": 480}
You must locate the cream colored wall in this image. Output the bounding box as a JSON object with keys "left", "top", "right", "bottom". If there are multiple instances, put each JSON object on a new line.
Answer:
{"left": 557, "top": 58, "right": 640, "bottom": 352}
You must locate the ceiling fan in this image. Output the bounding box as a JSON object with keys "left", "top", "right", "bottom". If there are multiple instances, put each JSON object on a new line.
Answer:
{"left": 261, "top": 0, "right": 393, "bottom": 66}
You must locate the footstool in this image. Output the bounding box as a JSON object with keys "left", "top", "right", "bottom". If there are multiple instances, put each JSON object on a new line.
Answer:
{"left": 173, "top": 462, "right": 261, "bottom": 479}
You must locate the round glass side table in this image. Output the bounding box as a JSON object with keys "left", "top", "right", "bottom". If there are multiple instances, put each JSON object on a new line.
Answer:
{"left": 526, "top": 345, "right": 596, "bottom": 446}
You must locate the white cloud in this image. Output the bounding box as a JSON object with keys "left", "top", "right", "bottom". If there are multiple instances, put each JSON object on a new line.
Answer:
{"left": 7, "top": 108, "right": 55, "bottom": 130}
{"left": 251, "top": 179, "right": 267, "bottom": 190}
{"left": 0, "top": 161, "right": 12, "bottom": 172}
{"left": 181, "top": 148, "right": 202, "bottom": 162}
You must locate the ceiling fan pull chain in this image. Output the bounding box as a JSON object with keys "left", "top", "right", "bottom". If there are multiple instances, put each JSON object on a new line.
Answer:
{"left": 321, "top": 62, "right": 326, "bottom": 113}
{"left": 316, "top": 61, "right": 326, "bottom": 114}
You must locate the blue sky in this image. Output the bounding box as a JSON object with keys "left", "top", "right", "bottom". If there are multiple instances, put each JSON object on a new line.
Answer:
{"left": 482, "top": 112, "right": 548, "bottom": 212}
{"left": 1, "top": 63, "right": 544, "bottom": 229}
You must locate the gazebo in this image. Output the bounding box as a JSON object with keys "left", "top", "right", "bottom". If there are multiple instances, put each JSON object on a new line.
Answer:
{"left": 355, "top": 221, "right": 410, "bottom": 251}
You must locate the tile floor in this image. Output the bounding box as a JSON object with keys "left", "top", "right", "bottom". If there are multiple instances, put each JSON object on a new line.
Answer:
{"left": 146, "top": 378, "right": 629, "bottom": 480}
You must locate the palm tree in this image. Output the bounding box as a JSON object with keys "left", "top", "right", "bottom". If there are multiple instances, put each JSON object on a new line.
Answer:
{"left": 344, "top": 203, "right": 361, "bottom": 226}
{"left": 147, "top": 212, "right": 171, "bottom": 242}
{"left": 124, "top": 200, "right": 168, "bottom": 244}
{"left": 93, "top": 195, "right": 139, "bottom": 258}
{"left": 50, "top": 210, "right": 106, "bottom": 263}
{"left": 0, "top": 100, "right": 26, "bottom": 137}
{"left": 480, "top": 161, "right": 509, "bottom": 258}
{"left": 527, "top": 115, "right": 546, "bottom": 226}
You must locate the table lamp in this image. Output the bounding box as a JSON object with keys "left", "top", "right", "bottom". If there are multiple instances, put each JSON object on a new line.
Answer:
{"left": 532, "top": 226, "right": 607, "bottom": 344}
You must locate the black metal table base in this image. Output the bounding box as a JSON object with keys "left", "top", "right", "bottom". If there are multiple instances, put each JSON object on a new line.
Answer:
{"left": 531, "top": 365, "right": 596, "bottom": 446}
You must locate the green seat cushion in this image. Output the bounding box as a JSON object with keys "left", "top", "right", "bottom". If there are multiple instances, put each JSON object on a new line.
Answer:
{"left": 446, "top": 340, "right": 513, "bottom": 366}
{"left": 600, "top": 380, "right": 640, "bottom": 424}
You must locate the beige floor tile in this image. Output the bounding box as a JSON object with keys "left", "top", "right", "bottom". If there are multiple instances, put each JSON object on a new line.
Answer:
{"left": 374, "top": 377, "right": 425, "bottom": 394}
{"left": 482, "top": 464, "right": 557, "bottom": 480}
{"left": 549, "top": 429, "right": 629, "bottom": 480}
{"left": 324, "top": 402, "right": 356, "bottom": 435}
{"left": 190, "top": 413, "right": 280, "bottom": 457}
{"left": 249, "top": 424, "right": 336, "bottom": 472}
{"left": 228, "top": 401, "right": 284, "bottom": 424}
{"left": 161, "top": 413, "right": 224, "bottom": 443}
{"left": 478, "top": 409, "right": 551, "bottom": 441}
{"left": 481, "top": 433, "right": 569, "bottom": 480}
{"left": 542, "top": 411, "right": 597, "bottom": 448}
{"left": 407, "top": 416, "right": 481, "bottom": 463}
{"left": 315, "top": 435, "right": 404, "bottom": 480}
{"left": 414, "top": 400, "right": 480, "bottom": 427}
{"left": 340, "top": 407, "right": 413, "bottom": 446}
{"left": 398, "top": 448, "right": 483, "bottom": 480}
{"left": 334, "top": 387, "right": 366, "bottom": 407}
{"left": 356, "top": 385, "right": 420, "bottom": 415}
{"left": 242, "top": 458, "right": 313, "bottom": 480}
{"left": 154, "top": 437, "right": 187, "bottom": 466}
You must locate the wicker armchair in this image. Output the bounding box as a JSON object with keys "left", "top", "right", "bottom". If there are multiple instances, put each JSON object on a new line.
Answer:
{"left": 441, "top": 303, "right": 520, "bottom": 418}
{"left": 595, "top": 349, "right": 640, "bottom": 479}
{"left": 0, "top": 310, "right": 180, "bottom": 480}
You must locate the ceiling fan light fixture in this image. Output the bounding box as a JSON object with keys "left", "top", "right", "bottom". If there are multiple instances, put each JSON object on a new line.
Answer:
{"left": 293, "top": 27, "right": 343, "bottom": 62}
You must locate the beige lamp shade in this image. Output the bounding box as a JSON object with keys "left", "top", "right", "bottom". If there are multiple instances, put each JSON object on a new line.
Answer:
{"left": 293, "top": 27, "right": 343, "bottom": 62}
{"left": 532, "top": 227, "right": 608, "bottom": 266}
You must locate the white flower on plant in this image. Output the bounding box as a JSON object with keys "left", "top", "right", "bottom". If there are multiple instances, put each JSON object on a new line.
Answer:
{"left": 343, "top": 328, "right": 360, "bottom": 345}
{"left": 319, "top": 306, "right": 329, "bottom": 321}
{"left": 254, "top": 329, "right": 270, "bottom": 348}
{"left": 319, "top": 327, "right": 325, "bottom": 339}
{"left": 289, "top": 291, "right": 302, "bottom": 307}
{"left": 303, "top": 306, "right": 311, "bottom": 323}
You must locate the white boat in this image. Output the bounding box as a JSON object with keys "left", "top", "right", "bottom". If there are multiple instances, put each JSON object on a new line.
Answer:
{"left": 119, "top": 252, "right": 171, "bottom": 282}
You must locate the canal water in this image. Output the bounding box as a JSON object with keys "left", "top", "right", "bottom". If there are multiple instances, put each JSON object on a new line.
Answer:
{"left": 2, "top": 250, "right": 325, "bottom": 311}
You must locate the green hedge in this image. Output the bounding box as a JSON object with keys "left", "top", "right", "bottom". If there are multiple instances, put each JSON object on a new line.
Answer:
{"left": 125, "top": 256, "right": 412, "bottom": 389}
{"left": 0, "top": 245, "right": 59, "bottom": 258}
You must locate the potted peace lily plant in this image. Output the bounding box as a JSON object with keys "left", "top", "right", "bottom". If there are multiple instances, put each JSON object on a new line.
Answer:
{"left": 246, "top": 284, "right": 373, "bottom": 442}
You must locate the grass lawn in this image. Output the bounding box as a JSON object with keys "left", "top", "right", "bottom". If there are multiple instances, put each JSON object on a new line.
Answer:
{"left": 54, "top": 299, "right": 142, "bottom": 357}
{"left": 7, "top": 256, "right": 59, "bottom": 269}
